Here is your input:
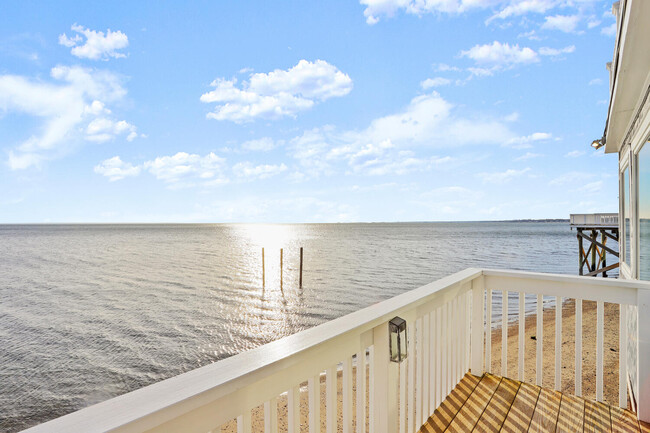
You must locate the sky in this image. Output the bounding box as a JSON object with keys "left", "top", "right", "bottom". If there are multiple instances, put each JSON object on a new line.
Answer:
{"left": 0, "top": 0, "right": 620, "bottom": 223}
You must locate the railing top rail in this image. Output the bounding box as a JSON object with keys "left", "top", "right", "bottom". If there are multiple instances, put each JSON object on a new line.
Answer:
{"left": 481, "top": 268, "right": 650, "bottom": 290}
{"left": 23, "top": 268, "right": 482, "bottom": 433}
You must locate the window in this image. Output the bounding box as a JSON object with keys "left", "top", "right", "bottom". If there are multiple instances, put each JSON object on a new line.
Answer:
{"left": 639, "top": 142, "right": 650, "bottom": 279}
{"left": 623, "top": 166, "right": 631, "bottom": 266}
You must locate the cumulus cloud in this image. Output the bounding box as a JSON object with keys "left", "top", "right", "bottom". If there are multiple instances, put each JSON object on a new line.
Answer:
{"left": 200, "top": 60, "right": 352, "bottom": 122}
{"left": 59, "top": 24, "right": 128, "bottom": 60}
{"left": 289, "top": 92, "right": 517, "bottom": 178}
{"left": 461, "top": 42, "right": 539, "bottom": 74}
{"left": 538, "top": 45, "right": 575, "bottom": 56}
{"left": 487, "top": 0, "right": 557, "bottom": 22}
{"left": 541, "top": 14, "right": 581, "bottom": 33}
{"left": 478, "top": 167, "right": 531, "bottom": 184}
{"left": 504, "top": 132, "right": 552, "bottom": 148}
{"left": 601, "top": 22, "right": 616, "bottom": 36}
{"left": 94, "top": 156, "right": 141, "bottom": 181}
{"left": 241, "top": 137, "right": 277, "bottom": 152}
{"left": 421, "top": 77, "right": 451, "bottom": 89}
{"left": 143, "top": 152, "right": 227, "bottom": 186}
{"left": 0, "top": 65, "right": 139, "bottom": 169}
{"left": 360, "top": 0, "right": 497, "bottom": 24}
{"left": 233, "top": 162, "right": 288, "bottom": 180}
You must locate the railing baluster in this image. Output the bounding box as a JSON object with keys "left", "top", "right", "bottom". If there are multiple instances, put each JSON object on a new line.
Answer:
{"left": 264, "top": 397, "right": 278, "bottom": 433}
{"left": 486, "top": 289, "right": 492, "bottom": 373}
{"left": 237, "top": 411, "right": 252, "bottom": 433}
{"left": 435, "top": 306, "right": 442, "bottom": 407}
{"left": 399, "top": 354, "right": 407, "bottom": 433}
{"left": 518, "top": 292, "right": 525, "bottom": 381}
{"left": 422, "top": 314, "right": 430, "bottom": 419}
{"left": 536, "top": 294, "right": 543, "bottom": 386}
{"left": 619, "top": 304, "right": 628, "bottom": 408}
{"left": 471, "top": 276, "right": 485, "bottom": 376}
{"left": 452, "top": 298, "right": 458, "bottom": 384}
{"left": 357, "top": 351, "right": 367, "bottom": 433}
{"left": 309, "top": 374, "right": 321, "bottom": 433}
{"left": 575, "top": 298, "right": 582, "bottom": 397}
{"left": 407, "top": 324, "right": 415, "bottom": 433}
{"left": 446, "top": 301, "right": 452, "bottom": 394}
{"left": 369, "top": 345, "right": 375, "bottom": 433}
{"left": 288, "top": 385, "right": 300, "bottom": 433}
{"left": 343, "top": 356, "right": 353, "bottom": 433}
{"left": 428, "top": 309, "right": 436, "bottom": 414}
{"left": 415, "top": 317, "right": 423, "bottom": 428}
{"left": 326, "top": 366, "right": 336, "bottom": 433}
{"left": 555, "top": 296, "right": 562, "bottom": 391}
{"left": 596, "top": 300, "right": 604, "bottom": 401}
{"left": 502, "top": 290, "right": 508, "bottom": 378}
{"left": 466, "top": 291, "right": 471, "bottom": 372}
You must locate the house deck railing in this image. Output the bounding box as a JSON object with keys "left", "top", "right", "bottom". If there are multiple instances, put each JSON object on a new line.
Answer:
{"left": 23, "top": 269, "right": 650, "bottom": 433}
{"left": 570, "top": 213, "right": 619, "bottom": 227}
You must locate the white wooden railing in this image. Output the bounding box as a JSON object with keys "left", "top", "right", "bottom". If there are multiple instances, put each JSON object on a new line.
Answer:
{"left": 22, "top": 269, "right": 650, "bottom": 433}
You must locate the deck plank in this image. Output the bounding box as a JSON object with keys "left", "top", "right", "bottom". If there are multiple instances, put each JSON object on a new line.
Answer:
{"left": 610, "top": 405, "right": 640, "bottom": 433}
{"left": 444, "top": 373, "right": 501, "bottom": 432}
{"left": 584, "top": 399, "right": 612, "bottom": 433}
{"left": 472, "top": 377, "right": 520, "bottom": 433}
{"left": 500, "top": 381, "right": 541, "bottom": 433}
{"left": 527, "top": 387, "right": 562, "bottom": 433}
{"left": 555, "top": 393, "right": 585, "bottom": 433}
{"left": 418, "top": 373, "right": 480, "bottom": 433}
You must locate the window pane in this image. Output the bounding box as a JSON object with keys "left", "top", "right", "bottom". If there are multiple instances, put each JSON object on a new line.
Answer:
{"left": 624, "top": 167, "right": 631, "bottom": 266}
{"left": 640, "top": 143, "right": 650, "bottom": 279}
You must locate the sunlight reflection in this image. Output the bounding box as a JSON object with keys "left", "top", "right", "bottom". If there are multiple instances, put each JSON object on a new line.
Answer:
{"left": 239, "top": 224, "right": 293, "bottom": 248}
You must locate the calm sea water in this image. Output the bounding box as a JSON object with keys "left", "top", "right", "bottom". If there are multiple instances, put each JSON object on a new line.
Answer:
{"left": 0, "top": 222, "right": 593, "bottom": 431}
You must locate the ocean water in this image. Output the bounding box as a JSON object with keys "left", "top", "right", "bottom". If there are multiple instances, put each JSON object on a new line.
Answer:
{"left": 0, "top": 222, "right": 597, "bottom": 431}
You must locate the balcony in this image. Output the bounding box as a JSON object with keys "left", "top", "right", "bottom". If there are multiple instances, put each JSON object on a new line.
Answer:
{"left": 22, "top": 269, "right": 650, "bottom": 432}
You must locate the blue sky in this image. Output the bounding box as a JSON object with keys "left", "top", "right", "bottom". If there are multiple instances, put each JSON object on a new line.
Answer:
{"left": 0, "top": 0, "right": 618, "bottom": 223}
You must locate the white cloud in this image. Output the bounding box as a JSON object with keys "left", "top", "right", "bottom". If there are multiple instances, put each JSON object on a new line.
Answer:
{"left": 143, "top": 152, "right": 227, "bottom": 186}
{"left": 241, "top": 137, "right": 278, "bottom": 152}
{"left": 574, "top": 180, "right": 603, "bottom": 194}
{"left": 504, "top": 132, "right": 552, "bottom": 148}
{"left": 200, "top": 59, "right": 352, "bottom": 122}
{"left": 360, "top": 0, "right": 495, "bottom": 25}
{"left": 565, "top": 150, "right": 585, "bottom": 157}
{"left": 233, "top": 162, "right": 288, "bottom": 180}
{"left": 601, "top": 22, "right": 616, "bottom": 36}
{"left": 460, "top": 41, "right": 539, "bottom": 72}
{"left": 548, "top": 171, "right": 594, "bottom": 186}
{"left": 0, "top": 66, "right": 137, "bottom": 169}
{"left": 289, "top": 92, "right": 516, "bottom": 178}
{"left": 94, "top": 156, "right": 141, "bottom": 181}
{"left": 59, "top": 24, "right": 128, "bottom": 60}
{"left": 86, "top": 118, "right": 139, "bottom": 142}
{"left": 478, "top": 167, "right": 531, "bottom": 184}
{"left": 538, "top": 45, "right": 575, "bottom": 56}
{"left": 514, "top": 152, "right": 543, "bottom": 161}
{"left": 421, "top": 77, "right": 451, "bottom": 89}
{"left": 541, "top": 14, "right": 580, "bottom": 33}
{"left": 487, "top": 0, "right": 557, "bottom": 22}
{"left": 588, "top": 78, "right": 602, "bottom": 86}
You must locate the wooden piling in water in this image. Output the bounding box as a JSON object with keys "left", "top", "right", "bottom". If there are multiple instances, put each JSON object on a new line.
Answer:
{"left": 262, "top": 248, "right": 265, "bottom": 287}
{"left": 299, "top": 247, "right": 303, "bottom": 287}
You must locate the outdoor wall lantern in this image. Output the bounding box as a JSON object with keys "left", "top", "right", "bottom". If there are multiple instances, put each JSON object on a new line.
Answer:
{"left": 389, "top": 316, "right": 407, "bottom": 363}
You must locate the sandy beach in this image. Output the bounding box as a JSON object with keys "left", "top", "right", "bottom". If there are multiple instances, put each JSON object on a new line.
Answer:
{"left": 221, "top": 297, "right": 622, "bottom": 432}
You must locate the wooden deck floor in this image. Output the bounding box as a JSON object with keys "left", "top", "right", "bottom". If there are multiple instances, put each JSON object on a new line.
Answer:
{"left": 419, "top": 373, "right": 650, "bottom": 433}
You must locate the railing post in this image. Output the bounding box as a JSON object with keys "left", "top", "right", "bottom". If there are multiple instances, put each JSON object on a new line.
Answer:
{"left": 372, "top": 322, "right": 397, "bottom": 433}
{"left": 471, "top": 275, "right": 485, "bottom": 376}
{"left": 638, "top": 289, "right": 650, "bottom": 422}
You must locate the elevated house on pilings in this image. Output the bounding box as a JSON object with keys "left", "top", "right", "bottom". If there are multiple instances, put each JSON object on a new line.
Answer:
{"left": 570, "top": 213, "right": 619, "bottom": 277}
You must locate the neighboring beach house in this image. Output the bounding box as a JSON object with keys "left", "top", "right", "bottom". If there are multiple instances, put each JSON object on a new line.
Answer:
{"left": 20, "top": 1, "right": 650, "bottom": 433}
